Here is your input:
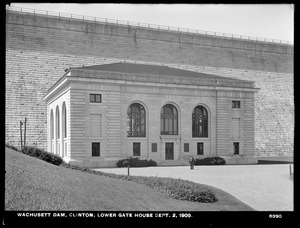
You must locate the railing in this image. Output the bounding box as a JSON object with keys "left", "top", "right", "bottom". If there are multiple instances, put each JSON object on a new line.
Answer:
{"left": 6, "top": 5, "right": 293, "bottom": 45}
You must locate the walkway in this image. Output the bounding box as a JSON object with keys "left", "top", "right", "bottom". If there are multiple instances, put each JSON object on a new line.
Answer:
{"left": 94, "top": 164, "right": 293, "bottom": 211}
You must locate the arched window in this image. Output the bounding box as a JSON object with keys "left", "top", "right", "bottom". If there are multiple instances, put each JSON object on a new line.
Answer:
{"left": 62, "top": 102, "right": 67, "bottom": 138}
{"left": 127, "top": 103, "right": 146, "bottom": 137}
{"left": 192, "top": 106, "right": 208, "bottom": 137}
{"left": 50, "top": 110, "right": 54, "bottom": 140}
{"left": 56, "top": 106, "right": 60, "bottom": 139}
{"left": 161, "top": 104, "right": 178, "bottom": 135}
{"left": 50, "top": 109, "right": 54, "bottom": 152}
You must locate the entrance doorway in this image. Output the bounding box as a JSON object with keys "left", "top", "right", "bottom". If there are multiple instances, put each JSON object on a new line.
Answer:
{"left": 165, "top": 143, "right": 174, "bottom": 160}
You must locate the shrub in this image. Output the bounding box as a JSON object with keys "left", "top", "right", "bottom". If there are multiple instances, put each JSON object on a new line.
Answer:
{"left": 116, "top": 157, "right": 157, "bottom": 167}
{"left": 116, "top": 159, "right": 129, "bottom": 167}
{"left": 194, "top": 156, "right": 226, "bottom": 166}
{"left": 21, "top": 146, "right": 64, "bottom": 166}
{"left": 5, "top": 143, "right": 20, "bottom": 151}
{"left": 147, "top": 159, "right": 157, "bottom": 167}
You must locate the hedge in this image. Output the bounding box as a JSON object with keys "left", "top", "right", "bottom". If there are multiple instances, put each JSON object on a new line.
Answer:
{"left": 194, "top": 156, "right": 226, "bottom": 165}
{"left": 5, "top": 143, "right": 20, "bottom": 152}
{"left": 6, "top": 145, "right": 216, "bottom": 203}
{"left": 21, "top": 146, "right": 64, "bottom": 166}
{"left": 61, "top": 163, "right": 217, "bottom": 203}
{"left": 116, "top": 157, "right": 157, "bottom": 167}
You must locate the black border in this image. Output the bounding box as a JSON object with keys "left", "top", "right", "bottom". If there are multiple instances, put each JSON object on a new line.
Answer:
{"left": 2, "top": 1, "right": 296, "bottom": 227}
{"left": 2, "top": 211, "right": 296, "bottom": 226}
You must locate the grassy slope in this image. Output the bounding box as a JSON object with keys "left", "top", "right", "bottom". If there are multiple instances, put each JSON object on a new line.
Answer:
{"left": 5, "top": 147, "right": 254, "bottom": 211}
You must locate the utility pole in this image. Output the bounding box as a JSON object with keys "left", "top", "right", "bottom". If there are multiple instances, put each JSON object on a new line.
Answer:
{"left": 20, "top": 117, "right": 27, "bottom": 150}
{"left": 24, "top": 117, "right": 27, "bottom": 147}
{"left": 20, "top": 121, "right": 23, "bottom": 150}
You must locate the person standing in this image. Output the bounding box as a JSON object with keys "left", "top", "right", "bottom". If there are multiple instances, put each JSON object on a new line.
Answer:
{"left": 189, "top": 156, "right": 195, "bottom": 170}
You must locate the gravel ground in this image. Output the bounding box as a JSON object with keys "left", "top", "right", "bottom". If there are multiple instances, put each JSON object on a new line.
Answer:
{"left": 95, "top": 164, "right": 294, "bottom": 211}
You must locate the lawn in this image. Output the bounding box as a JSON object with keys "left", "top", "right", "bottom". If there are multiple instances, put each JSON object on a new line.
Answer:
{"left": 5, "top": 147, "right": 254, "bottom": 211}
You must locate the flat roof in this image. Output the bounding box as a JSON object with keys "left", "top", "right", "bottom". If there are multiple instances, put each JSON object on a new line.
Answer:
{"left": 71, "top": 62, "right": 249, "bottom": 82}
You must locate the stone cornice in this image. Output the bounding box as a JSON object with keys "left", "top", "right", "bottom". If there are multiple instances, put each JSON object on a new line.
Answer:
{"left": 69, "top": 68, "right": 256, "bottom": 89}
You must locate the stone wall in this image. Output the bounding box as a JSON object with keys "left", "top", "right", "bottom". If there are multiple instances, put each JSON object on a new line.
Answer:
{"left": 5, "top": 9, "right": 294, "bottom": 157}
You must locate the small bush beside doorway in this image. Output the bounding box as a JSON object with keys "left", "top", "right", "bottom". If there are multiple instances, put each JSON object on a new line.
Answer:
{"left": 116, "top": 157, "right": 157, "bottom": 167}
{"left": 194, "top": 156, "right": 226, "bottom": 165}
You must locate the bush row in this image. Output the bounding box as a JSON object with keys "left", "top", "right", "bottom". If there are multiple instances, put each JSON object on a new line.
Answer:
{"left": 20, "top": 146, "right": 64, "bottom": 166}
{"left": 5, "top": 143, "right": 20, "bottom": 152}
{"left": 116, "top": 157, "right": 157, "bottom": 167}
{"left": 195, "top": 156, "right": 226, "bottom": 165}
{"left": 6, "top": 144, "right": 217, "bottom": 203}
{"left": 61, "top": 163, "right": 217, "bottom": 203}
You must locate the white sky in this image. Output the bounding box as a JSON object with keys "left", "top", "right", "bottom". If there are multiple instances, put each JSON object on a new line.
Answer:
{"left": 10, "top": 3, "right": 294, "bottom": 42}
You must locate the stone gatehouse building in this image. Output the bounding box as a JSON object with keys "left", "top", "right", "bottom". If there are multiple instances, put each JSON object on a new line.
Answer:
{"left": 44, "top": 62, "right": 259, "bottom": 167}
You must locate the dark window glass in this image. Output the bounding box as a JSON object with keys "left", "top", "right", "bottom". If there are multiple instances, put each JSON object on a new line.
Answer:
{"left": 161, "top": 104, "right": 178, "bottom": 135}
{"left": 90, "top": 94, "right": 102, "bottom": 103}
{"left": 90, "top": 94, "right": 95, "bottom": 102}
{"left": 192, "top": 106, "right": 208, "bottom": 137}
{"left": 152, "top": 143, "right": 157, "bottom": 152}
{"left": 165, "top": 143, "right": 174, "bottom": 160}
{"left": 63, "top": 103, "right": 67, "bottom": 138}
{"left": 184, "top": 143, "right": 189, "bottom": 152}
{"left": 50, "top": 110, "right": 54, "bottom": 140}
{"left": 92, "top": 142, "right": 100, "bottom": 157}
{"left": 127, "top": 103, "right": 146, "bottom": 137}
{"left": 233, "top": 142, "right": 239, "bottom": 155}
{"left": 56, "top": 106, "right": 60, "bottom": 139}
{"left": 197, "top": 142, "right": 204, "bottom": 155}
{"left": 64, "top": 107, "right": 67, "bottom": 138}
{"left": 96, "top": 95, "right": 101, "bottom": 102}
{"left": 133, "top": 142, "right": 141, "bottom": 156}
{"left": 232, "top": 101, "right": 241, "bottom": 108}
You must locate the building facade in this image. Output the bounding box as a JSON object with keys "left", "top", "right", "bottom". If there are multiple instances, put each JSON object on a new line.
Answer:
{"left": 44, "top": 62, "right": 259, "bottom": 167}
{"left": 6, "top": 7, "right": 294, "bottom": 159}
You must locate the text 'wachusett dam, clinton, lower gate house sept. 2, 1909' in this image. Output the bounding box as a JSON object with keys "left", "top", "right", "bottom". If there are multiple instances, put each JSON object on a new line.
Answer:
{"left": 5, "top": 6, "right": 294, "bottom": 168}
{"left": 44, "top": 62, "right": 259, "bottom": 167}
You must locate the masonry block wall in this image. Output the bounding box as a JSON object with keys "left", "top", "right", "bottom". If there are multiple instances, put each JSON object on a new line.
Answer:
{"left": 6, "top": 10, "right": 294, "bottom": 157}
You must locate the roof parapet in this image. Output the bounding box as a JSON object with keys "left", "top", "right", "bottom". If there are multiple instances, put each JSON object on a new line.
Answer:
{"left": 6, "top": 5, "right": 293, "bottom": 46}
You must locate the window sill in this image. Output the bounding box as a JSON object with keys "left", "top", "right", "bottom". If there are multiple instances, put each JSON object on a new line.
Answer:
{"left": 127, "top": 137, "right": 147, "bottom": 140}
{"left": 89, "top": 102, "right": 103, "bottom": 105}
{"left": 160, "top": 135, "right": 181, "bottom": 139}
{"left": 191, "top": 137, "right": 210, "bottom": 141}
{"left": 127, "top": 136, "right": 147, "bottom": 138}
